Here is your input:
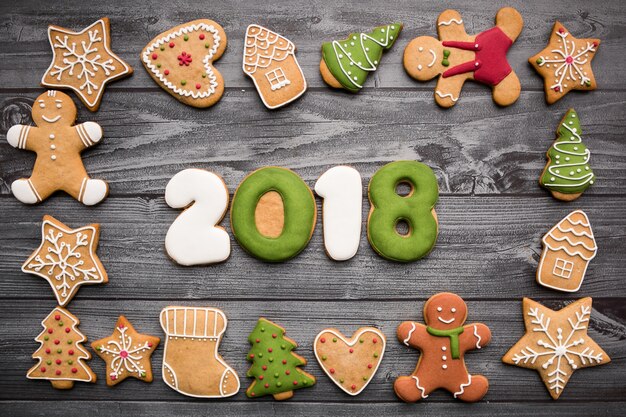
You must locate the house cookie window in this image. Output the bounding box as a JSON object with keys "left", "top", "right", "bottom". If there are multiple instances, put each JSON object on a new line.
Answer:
{"left": 265, "top": 68, "right": 291, "bottom": 91}
{"left": 553, "top": 258, "right": 574, "bottom": 279}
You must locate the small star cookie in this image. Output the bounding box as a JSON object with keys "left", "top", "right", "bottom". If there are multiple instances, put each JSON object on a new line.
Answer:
{"left": 42, "top": 18, "right": 133, "bottom": 111}
{"left": 529, "top": 22, "right": 600, "bottom": 104}
{"left": 91, "top": 316, "right": 160, "bottom": 386}
{"left": 503, "top": 298, "right": 610, "bottom": 399}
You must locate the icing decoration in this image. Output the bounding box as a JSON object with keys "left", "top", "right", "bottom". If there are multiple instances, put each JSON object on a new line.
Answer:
{"left": 22, "top": 215, "right": 107, "bottom": 306}
{"left": 314, "top": 166, "right": 363, "bottom": 261}
{"left": 473, "top": 325, "right": 482, "bottom": 349}
{"left": 160, "top": 307, "right": 240, "bottom": 398}
{"left": 367, "top": 161, "right": 438, "bottom": 262}
{"left": 411, "top": 375, "right": 429, "bottom": 398}
{"left": 404, "top": 322, "right": 416, "bottom": 346}
{"left": 540, "top": 109, "right": 594, "bottom": 198}
{"left": 438, "top": 18, "right": 463, "bottom": 26}
{"left": 502, "top": 297, "right": 610, "bottom": 400}
{"left": 165, "top": 169, "right": 230, "bottom": 266}
{"left": 426, "top": 326, "right": 464, "bottom": 359}
{"left": 27, "top": 306, "right": 96, "bottom": 389}
{"left": 231, "top": 167, "right": 316, "bottom": 262}
{"left": 537, "top": 210, "right": 597, "bottom": 293}
{"left": 41, "top": 18, "right": 133, "bottom": 112}
{"left": 321, "top": 24, "right": 402, "bottom": 92}
{"left": 428, "top": 49, "right": 437, "bottom": 67}
{"left": 314, "top": 327, "right": 386, "bottom": 396}
{"left": 435, "top": 91, "right": 458, "bottom": 102}
{"left": 91, "top": 316, "right": 160, "bottom": 386}
{"left": 246, "top": 318, "right": 315, "bottom": 400}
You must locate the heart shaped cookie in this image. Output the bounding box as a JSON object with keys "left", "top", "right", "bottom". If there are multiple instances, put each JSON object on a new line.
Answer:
{"left": 314, "top": 327, "right": 386, "bottom": 395}
{"left": 141, "top": 19, "right": 227, "bottom": 108}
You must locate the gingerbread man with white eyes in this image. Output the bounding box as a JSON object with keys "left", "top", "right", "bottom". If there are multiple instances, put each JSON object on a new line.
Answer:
{"left": 394, "top": 292, "right": 491, "bottom": 402}
{"left": 403, "top": 7, "right": 523, "bottom": 108}
{"left": 6, "top": 90, "right": 108, "bottom": 205}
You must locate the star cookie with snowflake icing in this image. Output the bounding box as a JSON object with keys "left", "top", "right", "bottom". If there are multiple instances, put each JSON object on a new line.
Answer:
{"left": 529, "top": 22, "right": 599, "bottom": 104}
{"left": 22, "top": 215, "right": 107, "bottom": 306}
{"left": 92, "top": 316, "right": 160, "bottom": 386}
{"left": 42, "top": 18, "right": 133, "bottom": 111}
{"left": 503, "top": 298, "right": 610, "bottom": 399}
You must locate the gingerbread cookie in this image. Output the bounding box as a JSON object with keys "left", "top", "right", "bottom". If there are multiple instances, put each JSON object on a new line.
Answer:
{"left": 539, "top": 109, "right": 595, "bottom": 200}
{"left": 243, "top": 25, "right": 307, "bottom": 109}
{"left": 314, "top": 327, "right": 385, "bottom": 395}
{"left": 395, "top": 293, "right": 491, "bottom": 402}
{"left": 6, "top": 90, "right": 108, "bottom": 205}
{"left": 537, "top": 210, "right": 597, "bottom": 292}
{"left": 22, "top": 215, "right": 107, "bottom": 307}
{"left": 403, "top": 8, "right": 523, "bottom": 107}
{"left": 321, "top": 24, "right": 402, "bottom": 92}
{"left": 503, "top": 298, "right": 610, "bottom": 399}
{"left": 42, "top": 18, "right": 132, "bottom": 112}
{"left": 529, "top": 22, "right": 600, "bottom": 104}
{"left": 246, "top": 318, "right": 316, "bottom": 400}
{"left": 92, "top": 316, "right": 160, "bottom": 386}
{"left": 165, "top": 169, "right": 230, "bottom": 265}
{"left": 159, "top": 307, "right": 239, "bottom": 398}
{"left": 142, "top": 20, "right": 227, "bottom": 108}
{"left": 27, "top": 306, "right": 96, "bottom": 389}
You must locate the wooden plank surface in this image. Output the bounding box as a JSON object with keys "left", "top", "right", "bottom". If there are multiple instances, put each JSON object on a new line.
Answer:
{"left": 0, "top": 0, "right": 625, "bottom": 415}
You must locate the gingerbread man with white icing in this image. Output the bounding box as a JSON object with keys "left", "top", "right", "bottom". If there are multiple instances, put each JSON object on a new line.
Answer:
{"left": 403, "top": 7, "right": 523, "bottom": 107}
{"left": 6, "top": 90, "right": 108, "bottom": 205}
{"left": 394, "top": 292, "right": 491, "bottom": 402}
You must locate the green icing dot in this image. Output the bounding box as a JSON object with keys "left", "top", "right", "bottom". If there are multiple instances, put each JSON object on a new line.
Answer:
{"left": 97, "top": 346, "right": 102, "bottom": 351}
{"left": 205, "top": 43, "right": 210, "bottom": 48}
{"left": 58, "top": 321, "right": 63, "bottom": 326}
{"left": 181, "top": 80, "right": 187, "bottom": 86}
{"left": 258, "top": 352, "right": 263, "bottom": 358}
{"left": 260, "top": 327, "right": 265, "bottom": 332}
{"left": 333, "top": 338, "right": 337, "bottom": 343}
{"left": 281, "top": 344, "right": 286, "bottom": 350}
{"left": 359, "top": 339, "right": 364, "bottom": 343}
{"left": 46, "top": 360, "right": 52, "bottom": 365}
{"left": 160, "top": 45, "right": 165, "bottom": 51}
{"left": 184, "top": 35, "right": 189, "bottom": 41}
{"left": 274, "top": 373, "right": 279, "bottom": 378}
{"left": 140, "top": 371, "right": 146, "bottom": 378}
{"left": 201, "top": 74, "right": 206, "bottom": 78}
{"left": 56, "top": 349, "right": 62, "bottom": 354}
{"left": 303, "top": 380, "right": 308, "bottom": 385}
{"left": 268, "top": 357, "right": 274, "bottom": 362}
{"left": 44, "top": 336, "right": 49, "bottom": 341}
{"left": 363, "top": 376, "right": 368, "bottom": 381}
{"left": 536, "top": 58, "right": 543, "bottom": 65}
{"left": 67, "top": 340, "right": 72, "bottom": 344}
{"left": 68, "top": 360, "right": 73, "bottom": 365}
{"left": 339, "top": 378, "right": 344, "bottom": 383}
{"left": 276, "top": 381, "right": 282, "bottom": 387}
{"left": 157, "top": 63, "right": 161, "bottom": 68}
{"left": 321, "top": 355, "right": 327, "bottom": 361}
{"left": 373, "top": 352, "right": 379, "bottom": 358}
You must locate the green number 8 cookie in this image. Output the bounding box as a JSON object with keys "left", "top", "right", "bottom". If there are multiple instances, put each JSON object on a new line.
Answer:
{"left": 367, "top": 161, "right": 439, "bottom": 262}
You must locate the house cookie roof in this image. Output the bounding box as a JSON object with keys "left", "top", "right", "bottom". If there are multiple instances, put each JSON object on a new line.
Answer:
{"left": 542, "top": 210, "right": 597, "bottom": 261}
{"left": 243, "top": 25, "right": 295, "bottom": 75}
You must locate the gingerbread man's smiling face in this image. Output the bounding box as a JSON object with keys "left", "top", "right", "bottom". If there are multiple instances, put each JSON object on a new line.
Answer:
{"left": 403, "top": 36, "right": 444, "bottom": 81}
{"left": 424, "top": 293, "right": 468, "bottom": 330}
{"left": 32, "top": 91, "right": 76, "bottom": 127}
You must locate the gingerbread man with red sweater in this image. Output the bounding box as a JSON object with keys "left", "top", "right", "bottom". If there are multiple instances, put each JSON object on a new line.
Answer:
{"left": 395, "top": 293, "right": 491, "bottom": 402}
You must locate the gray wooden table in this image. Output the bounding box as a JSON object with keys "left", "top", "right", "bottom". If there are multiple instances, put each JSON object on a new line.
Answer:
{"left": 1, "top": 0, "right": 624, "bottom": 415}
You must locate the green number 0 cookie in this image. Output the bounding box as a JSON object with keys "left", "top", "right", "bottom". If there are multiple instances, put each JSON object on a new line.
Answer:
{"left": 367, "top": 161, "right": 439, "bottom": 262}
{"left": 231, "top": 167, "right": 316, "bottom": 262}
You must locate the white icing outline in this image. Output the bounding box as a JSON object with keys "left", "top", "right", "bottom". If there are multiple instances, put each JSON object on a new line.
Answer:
{"left": 453, "top": 374, "right": 471, "bottom": 398}
{"left": 473, "top": 325, "right": 482, "bottom": 349}
{"left": 543, "top": 122, "right": 594, "bottom": 189}
{"left": 403, "top": 322, "right": 416, "bottom": 346}
{"left": 438, "top": 18, "right": 463, "bottom": 26}
{"left": 314, "top": 327, "right": 386, "bottom": 396}
{"left": 411, "top": 375, "right": 429, "bottom": 398}
{"left": 436, "top": 91, "right": 459, "bottom": 102}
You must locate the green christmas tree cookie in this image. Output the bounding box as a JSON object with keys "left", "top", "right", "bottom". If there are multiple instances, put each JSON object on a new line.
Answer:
{"left": 540, "top": 109, "right": 595, "bottom": 201}
{"left": 321, "top": 23, "right": 402, "bottom": 92}
{"left": 246, "top": 318, "right": 315, "bottom": 400}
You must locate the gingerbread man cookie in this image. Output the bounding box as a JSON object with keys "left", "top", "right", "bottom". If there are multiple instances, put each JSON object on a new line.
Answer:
{"left": 403, "top": 8, "right": 523, "bottom": 107}
{"left": 395, "top": 293, "right": 491, "bottom": 402}
{"left": 6, "top": 90, "right": 108, "bottom": 205}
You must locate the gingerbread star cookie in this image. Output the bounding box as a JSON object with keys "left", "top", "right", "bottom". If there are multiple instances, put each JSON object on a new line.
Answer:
{"left": 42, "top": 18, "right": 133, "bottom": 111}
{"left": 92, "top": 316, "right": 160, "bottom": 386}
{"left": 529, "top": 22, "right": 600, "bottom": 104}
{"left": 22, "top": 215, "right": 107, "bottom": 306}
{"left": 503, "top": 298, "right": 610, "bottom": 399}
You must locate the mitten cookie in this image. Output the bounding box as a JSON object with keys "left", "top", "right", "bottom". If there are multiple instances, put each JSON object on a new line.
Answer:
{"left": 529, "top": 22, "right": 599, "bottom": 104}
{"left": 403, "top": 8, "right": 523, "bottom": 107}
{"left": 142, "top": 20, "right": 227, "bottom": 108}
{"left": 6, "top": 90, "right": 108, "bottom": 205}
{"left": 395, "top": 293, "right": 491, "bottom": 402}
{"left": 320, "top": 24, "right": 402, "bottom": 92}
{"left": 41, "top": 18, "right": 133, "bottom": 112}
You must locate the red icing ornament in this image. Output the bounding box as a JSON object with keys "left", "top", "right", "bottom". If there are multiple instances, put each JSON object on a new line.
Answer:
{"left": 45, "top": 348, "right": 51, "bottom": 354}
{"left": 268, "top": 348, "right": 273, "bottom": 353}
{"left": 558, "top": 27, "right": 565, "bottom": 34}
{"left": 282, "top": 359, "right": 287, "bottom": 364}
{"left": 330, "top": 368, "right": 335, "bottom": 374}
{"left": 259, "top": 375, "right": 264, "bottom": 380}
{"left": 148, "top": 342, "right": 153, "bottom": 347}
{"left": 351, "top": 384, "right": 357, "bottom": 390}
{"left": 169, "top": 42, "right": 175, "bottom": 48}
{"left": 255, "top": 338, "right": 260, "bottom": 343}
{"left": 199, "top": 33, "right": 205, "bottom": 40}
{"left": 368, "top": 363, "right": 373, "bottom": 369}
{"left": 195, "top": 83, "right": 201, "bottom": 89}
{"left": 251, "top": 392, "right": 256, "bottom": 397}
{"left": 177, "top": 51, "right": 192, "bottom": 66}
{"left": 71, "top": 367, "right": 77, "bottom": 374}
{"left": 593, "top": 41, "right": 598, "bottom": 47}
{"left": 293, "top": 381, "right": 299, "bottom": 385}
{"left": 272, "top": 333, "right": 277, "bottom": 338}
{"left": 372, "top": 338, "right": 378, "bottom": 344}
{"left": 349, "top": 348, "right": 354, "bottom": 353}
{"left": 55, "top": 359, "right": 62, "bottom": 365}
{"left": 264, "top": 383, "right": 269, "bottom": 388}
{"left": 249, "top": 354, "right": 255, "bottom": 359}
{"left": 151, "top": 53, "right": 158, "bottom": 60}
{"left": 111, "top": 374, "right": 117, "bottom": 380}
{"left": 54, "top": 339, "right": 60, "bottom": 345}
{"left": 554, "top": 86, "right": 561, "bottom": 92}
{"left": 65, "top": 327, "right": 70, "bottom": 333}
{"left": 262, "top": 365, "right": 267, "bottom": 370}
{"left": 566, "top": 56, "right": 573, "bottom": 64}
{"left": 54, "top": 315, "right": 61, "bottom": 321}
{"left": 120, "top": 350, "right": 128, "bottom": 358}
{"left": 164, "top": 69, "right": 170, "bottom": 76}
{"left": 285, "top": 370, "right": 290, "bottom": 375}
{"left": 47, "top": 329, "right": 53, "bottom": 334}
{"left": 320, "top": 337, "right": 326, "bottom": 343}
{"left": 68, "top": 349, "right": 74, "bottom": 355}
{"left": 40, "top": 367, "right": 46, "bottom": 372}
{"left": 55, "top": 370, "right": 62, "bottom": 375}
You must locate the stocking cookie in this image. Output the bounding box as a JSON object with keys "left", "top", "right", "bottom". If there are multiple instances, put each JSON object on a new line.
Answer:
{"left": 395, "top": 293, "right": 491, "bottom": 402}
{"left": 320, "top": 24, "right": 402, "bottom": 92}
{"left": 243, "top": 25, "right": 307, "bottom": 109}
{"left": 503, "top": 298, "right": 610, "bottom": 399}
{"left": 92, "top": 316, "right": 160, "bottom": 386}
{"left": 42, "top": 18, "right": 133, "bottom": 112}
{"left": 159, "top": 307, "right": 240, "bottom": 398}
{"left": 27, "top": 306, "right": 96, "bottom": 389}
{"left": 403, "top": 8, "right": 523, "bottom": 107}
{"left": 22, "top": 215, "right": 107, "bottom": 307}
{"left": 142, "top": 20, "right": 227, "bottom": 108}
{"left": 6, "top": 90, "right": 108, "bottom": 205}
{"left": 529, "top": 22, "right": 599, "bottom": 104}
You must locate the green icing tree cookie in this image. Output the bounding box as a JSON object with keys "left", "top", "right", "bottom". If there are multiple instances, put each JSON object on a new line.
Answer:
{"left": 540, "top": 109, "right": 595, "bottom": 201}
{"left": 321, "top": 23, "right": 402, "bottom": 92}
{"left": 246, "top": 318, "right": 315, "bottom": 400}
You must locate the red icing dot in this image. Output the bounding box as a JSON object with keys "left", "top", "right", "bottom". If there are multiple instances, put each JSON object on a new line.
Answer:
{"left": 282, "top": 360, "right": 287, "bottom": 365}
{"left": 55, "top": 359, "right": 62, "bottom": 365}
{"left": 554, "top": 86, "right": 561, "bottom": 92}
{"left": 111, "top": 375, "right": 117, "bottom": 381}
{"left": 164, "top": 69, "right": 170, "bottom": 76}
{"left": 558, "top": 27, "right": 565, "bottom": 34}
{"left": 148, "top": 342, "right": 153, "bottom": 347}
{"left": 71, "top": 368, "right": 77, "bottom": 374}
{"left": 259, "top": 375, "right": 264, "bottom": 380}
{"left": 152, "top": 53, "right": 158, "bottom": 60}
{"left": 47, "top": 329, "right": 53, "bottom": 334}
{"left": 262, "top": 365, "right": 267, "bottom": 370}
{"left": 272, "top": 334, "right": 277, "bottom": 338}
{"left": 195, "top": 83, "right": 201, "bottom": 89}
{"left": 349, "top": 348, "right": 354, "bottom": 353}
{"left": 329, "top": 368, "right": 335, "bottom": 374}
{"left": 65, "top": 327, "right": 70, "bottom": 333}
{"left": 40, "top": 367, "right": 46, "bottom": 372}
{"left": 593, "top": 41, "right": 598, "bottom": 47}
{"left": 351, "top": 384, "right": 357, "bottom": 390}
{"left": 293, "top": 381, "right": 298, "bottom": 385}
{"left": 320, "top": 337, "right": 326, "bottom": 343}
{"left": 249, "top": 354, "right": 255, "bottom": 359}
{"left": 55, "top": 370, "right": 62, "bottom": 375}
{"left": 68, "top": 350, "right": 74, "bottom": 356}
{"left": 45, "top": 348, "right": 51, "bottom": 354}
{"left": 250, "top": 392, "right": 256, "bottom": 397}
{"left": 256, "top": 338, "right": 260, "bottom": 343}
{"left": 54, "top": 315, "right": 61, "bottom": 321}
{"left": 268, "top": 348, "right": 273, "bottom": 353}
{"left": 120, "top": 350, "right": 128, "bottom": 358}
{"left": 54, "top": 339, "right": 60, "bottom": 345}
{"left": 285, "top": 370, "right": 290, "bottom": 375}
{"left": 264, "top": 383, "right": 269, "bottom": 388}
{"left": 368, "top": 363, "right": 373, "bottom": 369}
{"left": 199, "top": 33, "right": 205, "bottom": 40}
{"left": 372, "top": 338, "right": 378, "bottom": 344}
{"left": 565, "top": 56, "right": 573, "bottom": 64}
{"left": 169, "top": 42, "right": 175, "bottom": 48}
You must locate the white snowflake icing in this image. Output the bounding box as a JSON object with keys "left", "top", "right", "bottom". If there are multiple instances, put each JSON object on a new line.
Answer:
{"left": 97, "top": 325, "right": 151, "bottom": 380}
{"left": 512, "top": 304, "right": 604, "bottom": 394}
{"left": 50, "top": 28, "right": 116, "bottom": 95}
{"left": 537, "top": 30, "right": 596, "bottom": 94}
